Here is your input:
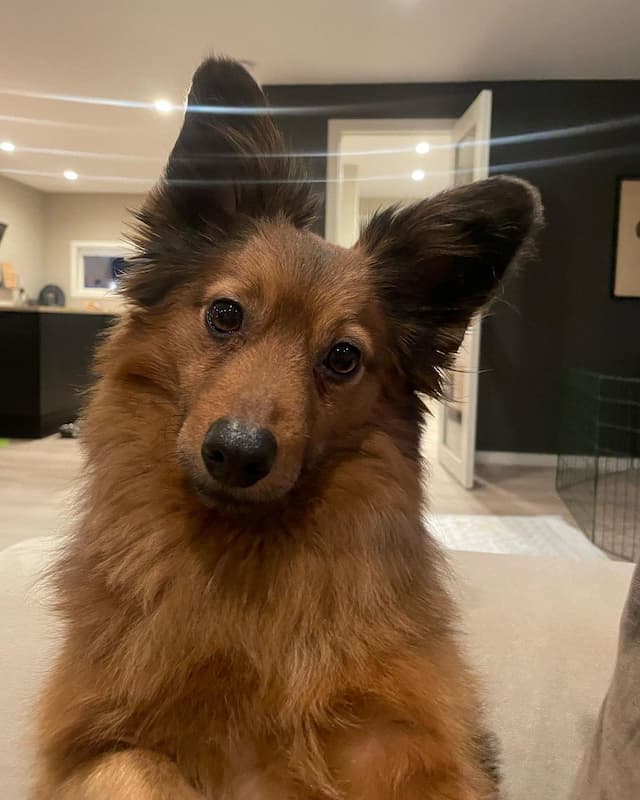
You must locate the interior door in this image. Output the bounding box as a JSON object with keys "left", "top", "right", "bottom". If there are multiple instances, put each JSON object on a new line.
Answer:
{"left": 437, "top": 90, "right": 492, "bottom": 488}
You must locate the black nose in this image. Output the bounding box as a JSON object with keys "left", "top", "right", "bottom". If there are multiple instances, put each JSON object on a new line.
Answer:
{"left": 201, "top": 417, "right": 278, "bottom": 488}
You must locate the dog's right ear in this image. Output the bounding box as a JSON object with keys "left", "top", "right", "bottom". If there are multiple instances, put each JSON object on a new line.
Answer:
{"left": 125, "top": 57, "right": 315, "bottom": 306}
{"left": 359, "top": 177, "right": 543, "bottom": 396}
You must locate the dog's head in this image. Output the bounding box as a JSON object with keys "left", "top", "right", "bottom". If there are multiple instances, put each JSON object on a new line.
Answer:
{"left": 121, "top": 58, "right": 542, "bottom": 510}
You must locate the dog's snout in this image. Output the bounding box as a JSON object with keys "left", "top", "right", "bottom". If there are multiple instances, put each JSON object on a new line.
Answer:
{"left": 202, "top": 417, "right": 278, "bottom": 488}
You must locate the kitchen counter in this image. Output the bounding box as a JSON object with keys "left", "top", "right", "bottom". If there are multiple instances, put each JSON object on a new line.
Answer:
{"left": 0, "top": 305, "right": 120, "bottom": 315}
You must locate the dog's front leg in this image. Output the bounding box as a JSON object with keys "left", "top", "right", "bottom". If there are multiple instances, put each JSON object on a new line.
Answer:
{"left": 34, "top": 749, "right": 205, "bottom": 800}
{"left": 328, "top": 724, "right": 496, "bottom": 800}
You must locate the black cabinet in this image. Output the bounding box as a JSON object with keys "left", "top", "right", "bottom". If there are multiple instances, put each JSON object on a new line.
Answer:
{"left": 0, "top": 309, "right": 116, "bottom": 438}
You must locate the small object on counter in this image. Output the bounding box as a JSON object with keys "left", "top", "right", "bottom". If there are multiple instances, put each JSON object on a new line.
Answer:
{"left": 59, "top": 421, "right": 81, "bottom": 439}
{"left": 1, "top": 262, "right": 18, "bottom": 289}
{"left": 38, "top": 284, "right": 65, "bottom": 306}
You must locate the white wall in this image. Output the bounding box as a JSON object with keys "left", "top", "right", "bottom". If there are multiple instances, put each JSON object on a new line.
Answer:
{"left": 43, "top": 192, "right": 145, "bottom": 310}
{"left": 0, "top": 174, "right": 45, "bottom": 298}
{"left": 359, "top": 196, "right": 414, "bottom": 229}
{"left": 0, "top": 181, "right": 146, "bottom": 309}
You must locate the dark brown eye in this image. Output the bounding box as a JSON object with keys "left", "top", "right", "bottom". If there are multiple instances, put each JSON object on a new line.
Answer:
{"left": 325, "top": 342, "right": 361, "bottom": 377}
{"left": 206, "top": 299, "right": 243, "bottom": 334}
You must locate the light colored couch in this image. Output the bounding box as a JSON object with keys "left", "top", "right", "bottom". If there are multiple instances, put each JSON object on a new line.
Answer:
{"left": 0, "top": 537, "right": 634, "bottom": 800}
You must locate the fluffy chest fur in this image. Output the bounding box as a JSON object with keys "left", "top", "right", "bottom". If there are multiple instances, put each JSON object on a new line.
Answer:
{"left": 44, "top": 387, "right": 466, "bottom": 799}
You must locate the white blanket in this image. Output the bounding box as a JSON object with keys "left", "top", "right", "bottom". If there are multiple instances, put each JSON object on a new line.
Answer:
{"left": 0, "top": 537, "right": 634, "bottom": 800}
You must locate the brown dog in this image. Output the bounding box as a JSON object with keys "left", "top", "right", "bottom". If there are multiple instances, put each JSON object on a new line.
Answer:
{"left": 32, "top": 58, "right": 541, "bottom": 799}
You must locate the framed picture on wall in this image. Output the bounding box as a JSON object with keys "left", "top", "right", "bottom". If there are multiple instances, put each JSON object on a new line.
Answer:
{"left": 612, "top": 177, "right": 640, "bottom": 298}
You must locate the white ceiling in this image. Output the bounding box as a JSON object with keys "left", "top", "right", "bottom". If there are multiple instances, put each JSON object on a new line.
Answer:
{"left": 0, "top": 0, "right": 639, "bottom": 193}
{"left": 340, "top": 133, "right": 453, "bottom": 199}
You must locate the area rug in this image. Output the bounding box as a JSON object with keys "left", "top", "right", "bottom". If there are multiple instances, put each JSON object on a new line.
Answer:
{"left": 427, "top": 514, "right": 607, "bottom": 560}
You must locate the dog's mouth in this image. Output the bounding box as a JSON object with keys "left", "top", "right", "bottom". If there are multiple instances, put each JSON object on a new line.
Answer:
{"left": 185, "top": 464, "right": 301, "bottom": 513}
{"left": 191, "top": 477, "right": 262, "bottom": 512}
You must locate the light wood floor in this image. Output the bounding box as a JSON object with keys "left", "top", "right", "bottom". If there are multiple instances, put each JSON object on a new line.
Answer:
{"left": 0, "top": 436, "right": 570, "bottom": 551}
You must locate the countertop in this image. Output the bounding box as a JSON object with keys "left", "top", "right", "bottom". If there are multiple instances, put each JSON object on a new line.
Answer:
{"left": 0, "top": 305, "right": 119, "bottom": 315}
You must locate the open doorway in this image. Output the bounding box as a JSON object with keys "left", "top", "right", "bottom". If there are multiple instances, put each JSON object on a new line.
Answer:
{"left": 325, "top": 91, "right": 492, "bottom": 488}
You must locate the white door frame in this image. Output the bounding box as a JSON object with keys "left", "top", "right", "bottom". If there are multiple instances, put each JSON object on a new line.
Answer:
{"left": 325, "top": 118, "right": 456, "bottom": 244}
{"left": 437, "top": 90, "right": 493, "bottom": 488}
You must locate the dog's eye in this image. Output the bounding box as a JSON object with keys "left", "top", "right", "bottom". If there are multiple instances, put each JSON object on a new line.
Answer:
{"left": 325, "top": 342, "right": 361, "bottom": 377}
{"left": 206, "top": 299, "right": 243, "bottom": 334}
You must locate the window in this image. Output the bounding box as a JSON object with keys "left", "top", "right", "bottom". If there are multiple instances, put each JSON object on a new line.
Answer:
{"left": 70, "top": 241, "right": 130, "bottom": 298}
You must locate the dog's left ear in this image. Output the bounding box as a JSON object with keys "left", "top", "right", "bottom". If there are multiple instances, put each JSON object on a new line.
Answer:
{"left": 359, "top": 176, "right": 543, "bottom": 395}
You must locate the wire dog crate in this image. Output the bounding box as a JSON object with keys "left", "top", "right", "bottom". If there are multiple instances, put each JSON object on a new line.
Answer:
{"left": 556, "top": 369, "right": 640, "bottom": 561}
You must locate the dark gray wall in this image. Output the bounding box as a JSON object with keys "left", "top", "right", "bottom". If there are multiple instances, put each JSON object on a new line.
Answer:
{"left": 266, "top": 81, "right": 640, "bottom": 453}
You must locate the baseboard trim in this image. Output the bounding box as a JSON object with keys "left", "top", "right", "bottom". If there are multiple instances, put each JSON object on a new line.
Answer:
{"left": 476, "top": 451, "right": 557, "bottom": 467}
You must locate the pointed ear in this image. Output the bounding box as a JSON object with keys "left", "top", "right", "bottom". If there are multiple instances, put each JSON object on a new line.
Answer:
{"left": 124, "top": 57, "right": 316, "bottom": 306}
{"left": 162, "top": 57, "right": 315, "bottom": 229}
{"left": 359, "top": 176, "right": 543, "bottom": 395}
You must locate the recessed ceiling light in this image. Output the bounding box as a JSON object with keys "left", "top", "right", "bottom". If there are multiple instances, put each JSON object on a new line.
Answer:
{"left": 153, "top": 98, "right": 172, "bottom": 113}
{"left": 0, "top": 140, "right": 16, "bottom": 153}
{"left": 415, "top": 141, "right": 430, "bottom": 155}
{"left": 411, "top": 169, "right": 426, "bottom": 182}
{"left": 63, "top": 169, "right": 78, "bottom": 181}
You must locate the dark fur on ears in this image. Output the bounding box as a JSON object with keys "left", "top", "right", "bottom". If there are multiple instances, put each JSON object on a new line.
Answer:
{"left": 359, "top": 176, "right": 543, "bottom": 395}
{"left": 165, "top": 57, "right": 316, "bottom": 228}
{"left": 124, "top": 57, "right": 317, "bottom": 306}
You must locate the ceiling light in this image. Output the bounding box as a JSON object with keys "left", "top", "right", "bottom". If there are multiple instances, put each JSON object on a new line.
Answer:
{"left": 63, "top": 169, "right": 78, "bottom": 181}
{"left": 411, "top": 169, "right": 426, "bottom": 182}
{"left": 415, "top": 141, "right": 431, "bottom": 155}
{"left": 0, "top": 140, "right": 16, "bottom": 153}
{"left": 153, "top": 98, "right": 172, "bottom": 113}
